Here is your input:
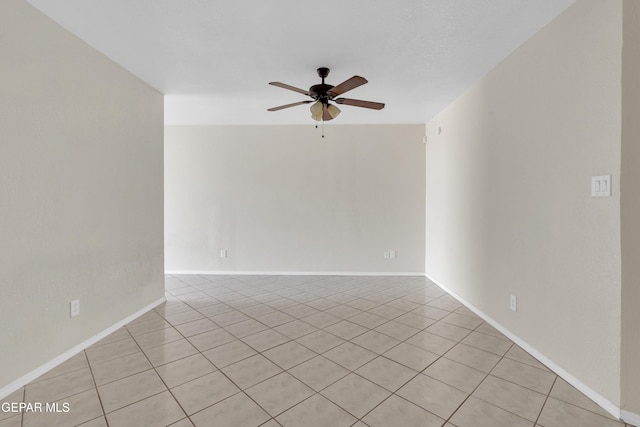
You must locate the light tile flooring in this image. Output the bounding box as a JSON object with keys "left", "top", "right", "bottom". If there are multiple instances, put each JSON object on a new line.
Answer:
{"left": 1, "top": 275, "right": 635, "bottom": 427}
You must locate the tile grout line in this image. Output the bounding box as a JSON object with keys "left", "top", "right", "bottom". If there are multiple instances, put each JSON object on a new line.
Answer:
{"left": 165, "top": 279, "right": 297, "bottom": 426}
{"left": 83, "top": 347, "right": 111, "bottom": 427}
{"left": 535, "top": 375, "right": 559, "bottom": 426}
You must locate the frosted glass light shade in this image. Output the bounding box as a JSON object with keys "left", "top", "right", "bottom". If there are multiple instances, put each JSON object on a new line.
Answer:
{"left": 310, "top": 101, "right": 323, "bottom": 121}
{"left": 327, "top": 104, "right": 341, "bottom": 119}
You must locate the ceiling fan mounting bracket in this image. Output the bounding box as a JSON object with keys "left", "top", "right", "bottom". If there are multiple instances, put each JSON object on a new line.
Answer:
{"left": 316, "top": 67, "right": 330, "bottom": 80}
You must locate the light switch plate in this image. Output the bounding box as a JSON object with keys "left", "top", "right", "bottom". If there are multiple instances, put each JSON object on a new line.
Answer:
{"left": 591, "top": 175, "right": 611, "bottom": 197}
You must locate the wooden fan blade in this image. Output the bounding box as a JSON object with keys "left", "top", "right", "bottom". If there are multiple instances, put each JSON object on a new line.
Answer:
{"left": 267, "top": 100, "right": 312, "bottom": 111}
{"left": 269, "top": 82, "right": 310, "bottom": 96}
{"left": 335, "top": 98, "right": 385, "bottom": 110}
{"left": 328, "top": 76, "right": 368, "bottom": 97}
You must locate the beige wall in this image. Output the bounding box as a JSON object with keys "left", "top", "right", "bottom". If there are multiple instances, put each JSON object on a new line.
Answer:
{"left": 0, "top": 0, "right": 164, "bottom": 391}
{"left": 621, "top": 0, "right": 640, "bottom": 417}
{"left": 165, "top": 125, "right": 425, "bottom": 274}
{"left": 426, "top": 0, "right": 623, "bottom": 409}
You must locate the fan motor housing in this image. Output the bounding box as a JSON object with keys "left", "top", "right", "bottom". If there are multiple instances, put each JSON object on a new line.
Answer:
{"left": 309, "top": 83, "right": 334, "bottom": 102}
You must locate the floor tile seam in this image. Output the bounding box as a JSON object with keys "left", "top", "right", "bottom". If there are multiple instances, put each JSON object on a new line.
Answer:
{"left": 361, "top": 309, "right": 406, "bottom": 324}
{"left": 376, "top": 344, "right": 438, "bottom": 375}
{"left": 90, "top": 358, "right": 159, "bottom": 388}
{"left": 350, "top": 365, "right": 423, "bottom": 395}
{"left": 118, "top": 328, "right": 191, "bottom": 420}
{"left": 468, "top": 322, "right": 509, "bottom": 339}
{"left": 542, "top": 394, "right": 627, "bottom": 424}
{"left": 391, "top": 384, "right": 467, "bottom": 423}
{"left": 156, "top": 306, "right": 198, "bottom": 318}
{"left": 370, "top": 329, "right": 436, "bottom": 358}
{"left": 133, "top": 333, "right": 192, "bottom": 352}
{"left": 495, "top": 353, "right": 556, "bottom": 375}
{"left": 454, "top": 339, "right": 513, "bottom": 358}
{"left": 125, "top": 322, "right": 174, "bottom": 338}
{"left": 320, "top": 349, "right": 376, "bottom": 372}
{"left": 24, "top": 369, "right": 98, "bottom": 405}
{"left": 425, "top": 324, "right": 474, "bottom": 343}
{"left": 145, "top": 372, "right": 191, "bottom": 420}
{"left": 439, "top": 356, "right": 495, "bottom": 426}
{"left": 476, "top": 369, "right": 549, "bottom": 395}
{"left": 500, "top": 353, "right": 552, "bottom": 372}
{"left": 158, "top": 300, "right": 197, "bottom": 311}
{"left": 137, "top": 324, "right": 200, "bottom": 361}
{"left": 296, "top": 335, "right": 346, "bottom": 355}
{"left": 287, "top": 363, "right": 351, "bottom": 394}
{"left": 100, "top": 380, "right": 169, "bottom": 417}
{"left": 424, "top": 331, "right": 506, "bottom": 425}
{"left": 240, "top": 332, "right": 295, "bottom": 354}
{"left": 533, "top": 375, "right": 558, "bottom": 426}
{"left": 186, "top": 389, "right": 272, "bottom": 425}
{"left": 235, "top": 301, "right": 314, "bottom": 327}
{"left": 217, "top": 358, "right": 284, "bottom": 394}
{"left": 13, "top": 386, "right": 25, "bottom": 427}
{"left": 457, "top": 342, "right": 552, "bottom": 425}
{"left": 152, "top": 338, "right": 224, "bottom": 390}
{"left": 469, "top": 380, "right": 548, "bottom": 424}
{"left": 318, "top": 383, "right": 393, "bottom": 421}
{"left": 486, "top": 358, "right": 558, "bottom": 396}
{"left": 25, "top": 362, "right": 92, "bottom": 386}
{"left": 329, "top": 324, "right": 372, "bottom": 342}
{"left": 362, "top": 390, "right": 446, "bottom": 426}
{"left": 260, "top": 344, "right": 320, "bottom": 371}
{"left": 245, "top": 384, "right": 316, "bottom": 420}
{"left": 85, "top": 334, "right": 135, "bottom": 352}
{"left": 185, "top": 299, "right": 232, "bottom": 311}
{"left": 196, "top": 306, "right": 237, "bottom": 319}
{"left": 158, "top": 364, "right": 219, "bottom": 390}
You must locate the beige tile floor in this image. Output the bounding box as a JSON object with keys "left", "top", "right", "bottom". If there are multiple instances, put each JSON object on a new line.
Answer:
{"left": 1, "top": 275, "right": 635, "bottom": 427}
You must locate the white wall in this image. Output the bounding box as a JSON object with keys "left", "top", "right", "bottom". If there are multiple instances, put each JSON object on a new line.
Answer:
{"left": 165, "top": 125, "right": 425, "bottom": 274}
{"left": 425, "top": 0, "right": 623, "bottom": 409}
{"left": 0, "top": 0, "right": 164, "bottom": 392}
{"left": 621, "top": 0, "right": 640, "bottom": 419}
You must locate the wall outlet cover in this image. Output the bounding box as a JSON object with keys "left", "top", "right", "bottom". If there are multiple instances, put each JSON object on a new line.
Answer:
{"left": 510, "top": 295, "right": 517, "bottom": 312}
{"left": 70, "top": 299, "right": 80, "bottom": 317}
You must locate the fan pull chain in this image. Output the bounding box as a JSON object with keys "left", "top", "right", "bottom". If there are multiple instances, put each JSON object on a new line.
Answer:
{"left": 315, "top": 121, "right": 325, "bottom": 138}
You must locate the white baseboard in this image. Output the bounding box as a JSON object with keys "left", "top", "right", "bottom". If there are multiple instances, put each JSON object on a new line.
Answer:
{"left": 621, "top": 410, "right": 640, "bottom": 427}
{"left": 0, "top": 296, "right": 166, "bottom": 400}
{"left": 424, "top": 273, "right": 636, "bottom": 424}
{"left": 165, "top": 270, "right": 425, "bottom": 277}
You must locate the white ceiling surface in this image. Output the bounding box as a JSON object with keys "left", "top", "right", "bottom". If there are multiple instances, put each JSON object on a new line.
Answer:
{"left": 27, "top": 0, "right": 574, "bottom": 125}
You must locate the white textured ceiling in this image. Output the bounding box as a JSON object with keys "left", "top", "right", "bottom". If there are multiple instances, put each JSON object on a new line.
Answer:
{"left": 27, "top": 0, "right": 574, "bottom": 125}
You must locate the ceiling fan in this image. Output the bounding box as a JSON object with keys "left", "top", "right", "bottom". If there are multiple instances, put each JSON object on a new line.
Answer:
{"left": 267, "top": 67, "right": 385, "bottom": 121}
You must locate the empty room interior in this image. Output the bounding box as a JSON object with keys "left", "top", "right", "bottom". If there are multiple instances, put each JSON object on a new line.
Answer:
{"left": 1, "top": 0, "right": 640, "bottom": 426}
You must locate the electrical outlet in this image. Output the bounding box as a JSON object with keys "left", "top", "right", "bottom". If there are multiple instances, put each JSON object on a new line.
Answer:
{"left": 70, "top": 299, "right": 80, "bottom": 317}
{"left": 384, "top": 251, "right": 389, "bottom": 259}
{"left": 220, "top": 249, "right": 228, "bottom": 258}
{"left": 510, "top": 295, "right": 517, "bottom": 312}
{"left": 389, "top": 250, "right": 397, "bottom": 259}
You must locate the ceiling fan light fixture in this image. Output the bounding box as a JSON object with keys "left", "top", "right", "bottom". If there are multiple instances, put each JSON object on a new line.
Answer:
{"left": 310, "top": 101, "right": 323, "bottom": 121}
{"left": 327, "top": 104, "right": 341, "bottom": 119}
